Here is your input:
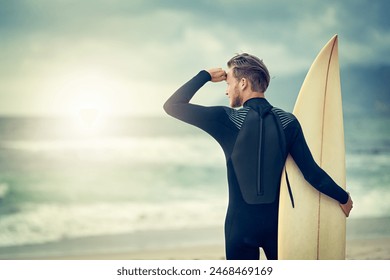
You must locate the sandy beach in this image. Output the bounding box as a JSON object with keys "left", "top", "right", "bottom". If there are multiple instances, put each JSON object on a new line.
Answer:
{"left": 3, "top": 239, "right": 389, "bottom": 260}
{"left": 0, "top": 217, "right": 389, "bottom": 260}
{"left": 39, "top": 238, "right": 390, "bottom": 260}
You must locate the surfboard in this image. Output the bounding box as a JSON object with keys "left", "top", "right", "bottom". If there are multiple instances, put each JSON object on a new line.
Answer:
{"left": 278, "top": 35, "right": 347, "bottom": 259}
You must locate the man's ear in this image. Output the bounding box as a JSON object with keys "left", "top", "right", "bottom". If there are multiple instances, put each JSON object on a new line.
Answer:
{"left": 240, "top": 78, "right": 248, "bottom": 90}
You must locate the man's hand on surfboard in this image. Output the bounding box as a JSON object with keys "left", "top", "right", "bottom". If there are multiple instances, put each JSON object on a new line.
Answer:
{"left": 340, "top": 193, "right": 353, "bottom": 217}
{"left": 207, "top": 68, "right": 227, "bottom": 82}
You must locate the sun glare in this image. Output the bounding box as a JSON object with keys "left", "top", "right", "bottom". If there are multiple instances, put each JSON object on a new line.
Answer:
{"left": 57, "top": 71, "right": 118, "bottom": 135}
{"left": 77, "top": 105, "right": 102, "bottom": 129}
{"left": 79, "top": 106, "right": 100, "bottom": 126}
{"left": 68, "top": 94, "right": 112, "bottom": 135}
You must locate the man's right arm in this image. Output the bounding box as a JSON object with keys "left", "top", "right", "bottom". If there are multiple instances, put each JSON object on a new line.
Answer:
{"left": 289, "top": 120, "right": 353, "bottom": 216}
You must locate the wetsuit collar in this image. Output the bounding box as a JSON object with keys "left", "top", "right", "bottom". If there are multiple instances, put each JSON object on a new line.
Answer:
{"left": 243, "top": 97, "right": 271, "bottom": 109}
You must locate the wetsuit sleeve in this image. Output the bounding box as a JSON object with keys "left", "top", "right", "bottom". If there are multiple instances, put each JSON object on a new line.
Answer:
{"left": 163, "top": 70, "right": 230, "bottom": 138}
{"left": 289, "top": 121, "right": 349, "bottom": 204}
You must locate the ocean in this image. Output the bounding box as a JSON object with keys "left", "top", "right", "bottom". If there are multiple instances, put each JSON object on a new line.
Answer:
{"left": 0, "top": 114, "right": 389, "bottom": 256}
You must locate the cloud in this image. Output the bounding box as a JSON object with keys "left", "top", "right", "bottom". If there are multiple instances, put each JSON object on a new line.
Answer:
{"left": 0, "top": 0, "right": 389, "bottom": 115}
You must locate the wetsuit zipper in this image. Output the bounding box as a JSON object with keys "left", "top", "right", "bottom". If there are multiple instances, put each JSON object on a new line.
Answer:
{"left": 257, "top": 113, "right": 264, "bottom": 196}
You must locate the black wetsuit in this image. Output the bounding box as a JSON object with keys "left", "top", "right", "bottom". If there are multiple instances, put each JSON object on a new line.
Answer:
{"left": 164, "top": 70, "right": 349, "bottom": 260}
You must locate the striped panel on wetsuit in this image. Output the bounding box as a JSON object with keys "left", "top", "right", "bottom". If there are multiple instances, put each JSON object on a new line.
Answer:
{"left": 225, "top": 107, "right": 250, "bottom": 129}
{"left": 226, "top": 107, "right": 295, "bottom": 130}
{"left": 271, "top": 107, "right": 295, "bottom": 129}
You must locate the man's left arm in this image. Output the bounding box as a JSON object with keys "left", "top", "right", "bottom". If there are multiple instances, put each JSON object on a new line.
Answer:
{"left": 163, "top": 68, "right": 227, "bottom": 132}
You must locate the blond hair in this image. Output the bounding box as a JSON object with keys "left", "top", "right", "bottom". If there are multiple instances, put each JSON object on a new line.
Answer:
{"left": 227, "top": 53, "right": 270, "bottom": 93}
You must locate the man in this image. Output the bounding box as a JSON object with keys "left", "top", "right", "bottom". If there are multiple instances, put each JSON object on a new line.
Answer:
{"left": 163, "top": 53, "right": 353, "bottom": 260}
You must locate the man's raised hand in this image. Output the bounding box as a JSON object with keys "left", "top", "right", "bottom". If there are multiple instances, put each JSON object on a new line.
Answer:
{"left": 207, "top": 68, "right": 227, "bottom": 82}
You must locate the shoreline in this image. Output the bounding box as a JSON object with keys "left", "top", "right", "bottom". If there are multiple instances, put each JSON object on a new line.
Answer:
{"left": 0, "top": 217, "right": 389, "bottom": 260}
{"left": 2, "top": 238, "right": 389, "bottom": 260}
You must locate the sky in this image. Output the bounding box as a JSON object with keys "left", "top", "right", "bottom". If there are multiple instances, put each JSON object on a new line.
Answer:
{"left": 0, "top": 0, "right": 389, "bottom": 117}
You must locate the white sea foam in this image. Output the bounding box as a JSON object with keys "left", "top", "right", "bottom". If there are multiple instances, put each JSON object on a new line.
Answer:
{"left": 0, "top": 199, "right": 226, "bottom": 247}
{"left": 346, "top": 187, "right": 390, "bottom": 219}
{"left": 0, "top": 131, "right": 389, "bottom": 248}
{"left": 0, "top": 136, "right": 224, "bottom": 166}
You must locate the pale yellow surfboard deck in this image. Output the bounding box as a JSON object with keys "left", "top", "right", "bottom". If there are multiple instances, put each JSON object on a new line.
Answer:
{"left": 278, "top": 35, "right": 347, "bottom": 259}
